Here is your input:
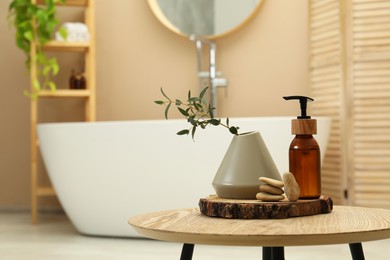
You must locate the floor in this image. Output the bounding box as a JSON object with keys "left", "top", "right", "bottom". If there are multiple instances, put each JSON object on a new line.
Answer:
{"left": 1, "top": 212, "right": 389, "bottom": 260}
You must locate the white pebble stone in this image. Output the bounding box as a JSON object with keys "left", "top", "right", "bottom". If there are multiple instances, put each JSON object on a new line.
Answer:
{"left": 256, "top": 192, "right": 285, "bottom": 202}
{"left": 259, "top": 184, "right": 284, "bottom": 195}
{"left": 259, "top": 177, "right": 284, "bottom": 188}
{"left": 283, "top": 172, "right": 300, "bottom": 202}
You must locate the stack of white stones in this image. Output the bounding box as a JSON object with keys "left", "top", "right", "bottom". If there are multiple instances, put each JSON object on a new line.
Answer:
{"left": 256, "top": 177, "right": 285, "bottom": 202}
{"left": 256, "top": 172, "right": 300, "bottom": 202}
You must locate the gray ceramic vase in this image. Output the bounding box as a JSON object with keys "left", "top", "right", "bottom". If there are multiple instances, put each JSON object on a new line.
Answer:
{"left": 212, "top": 131, "right": 281, "bottom": 199}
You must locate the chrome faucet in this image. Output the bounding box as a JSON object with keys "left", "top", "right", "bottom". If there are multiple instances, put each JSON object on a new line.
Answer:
{"left": 189, "top": 35, "right": 228, "bottom": 117}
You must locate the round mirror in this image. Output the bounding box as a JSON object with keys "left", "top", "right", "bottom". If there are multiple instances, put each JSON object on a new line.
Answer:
{"left": 148, "top": 0, "right": 264, "bottom": 39}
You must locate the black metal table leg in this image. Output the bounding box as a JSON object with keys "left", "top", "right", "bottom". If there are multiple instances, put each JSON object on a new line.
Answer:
{"left": 262, "top": 247, "right": 272, "bottom": 260}
{"left": 262, "top": 247, "right": 285, "bottom": 260}
{"left": 272, "top": 247, "right": 285, "bottom": 260}
{"left": 180, "top": 243, "right": 194, "bottom": 260}
{"left": 349, "top": 243, "right": 365, "bottom": 260}
{"left": 180, "top": 243, "right": 363, "bottom": 260}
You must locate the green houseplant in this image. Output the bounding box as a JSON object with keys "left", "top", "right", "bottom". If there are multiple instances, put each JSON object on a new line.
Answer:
{"left": 8, "top": 0, "right": 67, "bottom": 98}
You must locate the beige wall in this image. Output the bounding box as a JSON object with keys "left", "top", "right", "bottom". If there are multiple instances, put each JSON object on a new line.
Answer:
{"left": 96, "top": 0, "right": 308, "bottom": 120}
{"left": 0, "top": 0, "right": 308, "bottom": 208}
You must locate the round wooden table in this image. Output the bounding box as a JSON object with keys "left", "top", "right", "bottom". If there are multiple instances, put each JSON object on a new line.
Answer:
{"left": 128, "top": 206, "right": 390, "bottom": 260}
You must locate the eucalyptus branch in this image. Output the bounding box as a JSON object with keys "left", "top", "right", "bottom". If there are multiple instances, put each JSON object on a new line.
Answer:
{"left": 155, "top": 87, "right": 239, "bottom": 139}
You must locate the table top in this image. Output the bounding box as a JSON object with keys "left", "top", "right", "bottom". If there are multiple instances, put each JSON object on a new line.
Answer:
{"left": 128, "top": 206, "right": 390, "bottom": 247}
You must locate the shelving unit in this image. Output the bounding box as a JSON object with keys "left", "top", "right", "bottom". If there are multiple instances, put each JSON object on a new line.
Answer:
{"left": 30, "top": 0, "right": 95, "bottom": 223}
{"left": 42, "top": 41, "right": 91, "bottom": 52}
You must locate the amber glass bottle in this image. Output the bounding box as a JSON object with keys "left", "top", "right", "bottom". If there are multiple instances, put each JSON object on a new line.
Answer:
{"left": 289, "top": 134, "right": 321, "bottom": 199}
{"left": 283, "top": 95, "right": 321, "bottom": 200}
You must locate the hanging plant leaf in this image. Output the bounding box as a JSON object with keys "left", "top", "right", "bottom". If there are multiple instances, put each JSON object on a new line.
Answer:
{"left": 23, "top": 30, "right": 33, "bottom": 41}
{"left": 8, "top": 0, "right": 65, "bottom": 96}
{"left": 33, "top": 79, "right": 40, "bottom": 91}
{"left": 51, "top": 59, "right": 59, "bottom": 75}
{"left": 58, "top": 25, "right": 67, "bottom": 39}
{"left": 48, "top": 81, "right": 56, "bottom": 91}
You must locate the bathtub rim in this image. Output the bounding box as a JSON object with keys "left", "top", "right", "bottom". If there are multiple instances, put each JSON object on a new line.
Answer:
{"left": 37, "top": 116, "right": 331, "bottom": 128}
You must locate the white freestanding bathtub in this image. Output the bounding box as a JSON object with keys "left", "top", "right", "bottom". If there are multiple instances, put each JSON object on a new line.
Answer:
{"left": 37, "top": 117, "right": 331, "bottom": 238}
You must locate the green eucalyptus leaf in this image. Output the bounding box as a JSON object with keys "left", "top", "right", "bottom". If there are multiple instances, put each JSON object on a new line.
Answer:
{"left": 209, "top": 104, "right": 214, "bottom": 119}
{"left": 175, "top": 99, "right": 182, "bottom": 106}
{"left": 164, "top": 102, "right": 171, "bottom": 119}
{"left": 187, "top": 89, "right": 191, "bottom": 100}
{"left": 188, "top": 97, "right": 201, "bottom": 103}
{"left": 209, "top": 119, "right": 220, "bottom": 126}
{"left": 177, "top": 129, "right": 189, "bottom": 135}
{"left": 154, "top": 100, "right": 164, "bottom": 105}
{"left": 188, "top": 116, "right": 197, "bottom": 126}
{"left": 229, "top": 126, "right": 238, "bottom": 135}
{"left": 193, "top": 102, "right": 201, "bottom": 111}
{"left": 226, "top": 118, "right": 230, "bottom": 127}
{"left": 178, "top": 107, "right": 189, "bottom": 117}
{"left": 199, "top": 87, "right": 208, "bottom": 98}
{"left": 191, "top": 126, "right": 196, "bottom": 140}
{"left": 160, "top": 87, "right": 171, "bottom": 101}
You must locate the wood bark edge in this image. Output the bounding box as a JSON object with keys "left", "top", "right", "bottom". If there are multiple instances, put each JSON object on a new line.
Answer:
{"left": 199, "top": 195, "right": 333, "bottom": 219}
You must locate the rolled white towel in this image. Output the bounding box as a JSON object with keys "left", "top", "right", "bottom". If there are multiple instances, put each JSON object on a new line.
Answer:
{"left": 55, "top": 22, "right": 90, "bottom": 42}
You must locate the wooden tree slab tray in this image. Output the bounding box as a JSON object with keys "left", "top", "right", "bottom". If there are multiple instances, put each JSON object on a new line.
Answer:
{"left": 199, "top": 195, "right": 333, "bottom": 219}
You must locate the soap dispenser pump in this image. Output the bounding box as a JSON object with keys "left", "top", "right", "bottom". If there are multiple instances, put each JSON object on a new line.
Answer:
{"left": 283, "top": 96, "right": 321, "bottom": 199}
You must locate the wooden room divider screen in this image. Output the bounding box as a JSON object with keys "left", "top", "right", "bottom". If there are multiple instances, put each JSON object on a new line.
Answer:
{"left": 309, "top": 0, "right": 390, "bottom": 209}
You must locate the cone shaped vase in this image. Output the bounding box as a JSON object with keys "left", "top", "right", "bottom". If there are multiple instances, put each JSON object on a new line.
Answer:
{"left": 212, "top": 131, "right": 281, "bottom": 199}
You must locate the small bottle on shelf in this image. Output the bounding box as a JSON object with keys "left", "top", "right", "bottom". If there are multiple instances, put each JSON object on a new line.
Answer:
{"left": 69, "top": 70, "right": 86, "bottom": 89}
